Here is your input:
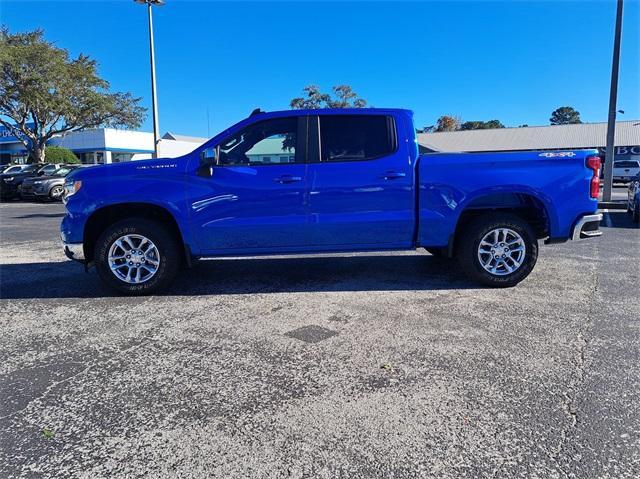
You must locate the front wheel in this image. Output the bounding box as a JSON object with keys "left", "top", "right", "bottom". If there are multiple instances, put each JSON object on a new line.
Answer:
{"left": 456, "top": 213, "right": 538, "bottom": 287}
{"left": 95, "top": 218, "right": 181, "bottom": 295}
{"left": 49, "top": 185, "right": 65, "bottom": 201}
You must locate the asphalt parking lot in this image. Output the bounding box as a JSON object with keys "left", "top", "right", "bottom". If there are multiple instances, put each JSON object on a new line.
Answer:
{"left": 1, "top": 199, "right": 639, "bottom": 478}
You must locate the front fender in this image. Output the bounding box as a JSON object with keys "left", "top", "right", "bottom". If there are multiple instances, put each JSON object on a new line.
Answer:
{"left": 61, "top": 162, "right": 193, "bottom": 249}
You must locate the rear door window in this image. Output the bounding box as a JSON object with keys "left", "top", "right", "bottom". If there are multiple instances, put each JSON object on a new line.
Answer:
{"left": 318, "top": 115, "right": 396, "bottom": 162}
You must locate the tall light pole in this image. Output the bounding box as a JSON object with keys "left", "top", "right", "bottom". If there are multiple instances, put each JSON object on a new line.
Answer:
{"left": 602, "top": 0, "right": 624, "bottom": 202}
{"left": 135, "top": 0, "right": 164, "bottom": 158}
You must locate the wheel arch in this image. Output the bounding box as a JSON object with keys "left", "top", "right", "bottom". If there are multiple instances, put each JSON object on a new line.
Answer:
{"left": 83, "top": 202, "right": 190, "bottom": 265}
{"left": 447, "top": 191, "right": 554, "bottom": 256}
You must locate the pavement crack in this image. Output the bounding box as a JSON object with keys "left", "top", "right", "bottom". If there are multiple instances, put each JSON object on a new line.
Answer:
{"left": 551, "top": 241, "right": 600, "bottom": 465}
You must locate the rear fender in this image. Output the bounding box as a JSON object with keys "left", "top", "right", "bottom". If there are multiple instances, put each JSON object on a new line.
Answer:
{"left": 418, "top": 185, "right": 557, "bottom": 247}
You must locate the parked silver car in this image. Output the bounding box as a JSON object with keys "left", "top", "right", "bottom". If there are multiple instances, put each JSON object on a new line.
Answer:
{"left": 20, "top": 165, "right": 79, "bottom": 201}
{"left": 1, "top": 164, "right": 32, "bottom": 175}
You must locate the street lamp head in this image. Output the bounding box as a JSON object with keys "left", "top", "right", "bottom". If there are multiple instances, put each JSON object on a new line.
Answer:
{"left": 134, "top": 0, "right": 165, "bottom": 5}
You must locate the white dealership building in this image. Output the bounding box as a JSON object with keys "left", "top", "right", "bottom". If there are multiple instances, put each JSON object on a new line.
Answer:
{"left": 0, "top": 126, "right": 207, "bottom": 165}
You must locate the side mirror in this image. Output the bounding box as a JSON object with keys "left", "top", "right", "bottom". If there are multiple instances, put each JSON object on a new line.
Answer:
{"left": 37, "top": 171, "right": 45, "bottom": 176}
{"left": 197, "top": 147, "right": 218, "bottom": 178}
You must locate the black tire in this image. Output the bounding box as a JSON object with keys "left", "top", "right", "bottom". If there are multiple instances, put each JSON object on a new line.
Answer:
{"left": 95, "top": 218, "right": 181, "bottom": 295}
{"left": 456, "top": 212, "right": 538, "bottom": 288}
{"left": 425, "top": 247, "right": 448, "bottom": 257}
{"left": 633, "top": 206, "right": 640, "bottom": 224}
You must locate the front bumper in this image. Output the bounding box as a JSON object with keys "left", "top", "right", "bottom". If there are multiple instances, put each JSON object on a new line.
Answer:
{"left": 63, "top": 241, "right": 85, "bottom": 262}
{"left": 21, "top": 184, "right": 48, "bottom": 197}
{"left": 571, "top": 213, "right": 603, "bottom": 241}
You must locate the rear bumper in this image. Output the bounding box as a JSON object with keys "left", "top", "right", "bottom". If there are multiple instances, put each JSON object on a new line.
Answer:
{"left": 571, "top": 213, "right": 603, "bottom": 241}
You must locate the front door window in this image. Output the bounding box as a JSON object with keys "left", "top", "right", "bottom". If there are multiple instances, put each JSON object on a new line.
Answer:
{"left": 218, "top": 117, "right": 298, "bottom": 166}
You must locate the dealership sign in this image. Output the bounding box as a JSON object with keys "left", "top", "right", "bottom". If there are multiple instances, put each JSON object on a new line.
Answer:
{"left": 598, "top": 146, "right": 640, "bottom": 156}
{"left": 0, "top": 123, "right": 34, "bottom": 144}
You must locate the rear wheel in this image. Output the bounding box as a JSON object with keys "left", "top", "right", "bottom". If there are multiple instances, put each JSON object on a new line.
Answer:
{"left": 95, "top": 218, "right": 181, "bottom": 295}
{"left": 456, "top": 213, "right": 538, "bottom": 287}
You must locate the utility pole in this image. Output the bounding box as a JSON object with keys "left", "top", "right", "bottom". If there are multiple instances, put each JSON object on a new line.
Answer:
{"left": 135, "top": 0, "right": 165, "bottom": 158}
{"left": 602, "top": 0, "right": 624, "bottom": 202}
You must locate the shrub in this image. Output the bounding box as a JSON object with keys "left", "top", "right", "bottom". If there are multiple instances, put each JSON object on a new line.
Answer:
{"left": 45, "top": 146, "right": 80, "bottom": 164}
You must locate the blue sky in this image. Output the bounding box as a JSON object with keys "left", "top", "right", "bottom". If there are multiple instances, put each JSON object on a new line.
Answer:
{"left": 2, "top": 0, "right": 639, "bottom": 137}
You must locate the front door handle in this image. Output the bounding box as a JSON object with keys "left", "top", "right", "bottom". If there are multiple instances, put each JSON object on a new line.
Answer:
{"left": 381, "top": 171, "right": 406, "bottom": 180}
{"left": 274, "top": 175, "right": 303, "bottom": 184}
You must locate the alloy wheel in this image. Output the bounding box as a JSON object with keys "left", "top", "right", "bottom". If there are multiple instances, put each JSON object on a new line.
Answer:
{"left": 477, "top": 228, "right": 526, "bottom": 276}
{"left": 108, "top": 234, "right": 161, "bottom": 284}
{"left": 50, "top": 186, "right": 64, "bottom": 199}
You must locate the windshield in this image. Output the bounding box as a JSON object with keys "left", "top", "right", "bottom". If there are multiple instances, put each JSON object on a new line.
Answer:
{"left": 57, "top": 166, "right": 76, "bottom": 176}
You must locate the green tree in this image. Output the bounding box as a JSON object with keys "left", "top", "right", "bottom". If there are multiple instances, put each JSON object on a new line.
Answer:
{"left": 549, "top": 106, "right": 582, "bottom": 125}
{"left": 290, "top": 85, "right": 367, "bottom": 109}
{"left": 0, "top": 28, "right": 146, "bottom": 163}
{"left": 435, "top": 115, "right": 461, "bottom": 132}
{"left": 43, "top": 146, "right": 79, "bottom": 164}
{"left": 460, "top": 119, "right": 505, "bottom": 130}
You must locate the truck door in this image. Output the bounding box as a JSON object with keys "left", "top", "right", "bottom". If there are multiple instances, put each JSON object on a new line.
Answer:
{"left": 189, "top": 116, "right": 308, "bottom": 253}
{"left": 306, "top": 114, "right": 415, "bottom": 248}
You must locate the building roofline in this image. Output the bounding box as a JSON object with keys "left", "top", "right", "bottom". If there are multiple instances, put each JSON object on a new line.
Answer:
{"left": 421, "top": 119, "right": 640, "bottom": 135}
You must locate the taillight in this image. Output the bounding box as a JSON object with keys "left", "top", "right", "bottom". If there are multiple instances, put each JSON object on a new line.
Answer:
{"left": 586, "top": 155, "right": 601, "bottom": 199}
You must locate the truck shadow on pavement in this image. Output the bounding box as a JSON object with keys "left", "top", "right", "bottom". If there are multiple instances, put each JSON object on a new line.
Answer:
{"left": 600, "top": 210, "right": 640, "bottom": 230}
{"left": 0, "top": 254, "right": 475, "bottom": 300}
{"left": 12, "top": 213, "right": 67, "bottom": 219}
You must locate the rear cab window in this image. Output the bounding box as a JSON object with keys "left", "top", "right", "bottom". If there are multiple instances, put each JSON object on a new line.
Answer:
{"left": 318, "top": 115, "right": 397, "bottom": 162}
{"left": 614, "top": 161, "right": 640, "bottom": 168}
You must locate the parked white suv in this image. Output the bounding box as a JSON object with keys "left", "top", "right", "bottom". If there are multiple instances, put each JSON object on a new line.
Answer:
{"left": 613, "top": 159, "right": 640, "bottom": 183}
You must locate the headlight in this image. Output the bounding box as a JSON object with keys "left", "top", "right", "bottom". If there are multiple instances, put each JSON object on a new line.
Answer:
{"left": 3, "top": 177, "right": 14, "bottom": 182}
{"left": 64, "top": 180, "right": 82, "bottom": 198}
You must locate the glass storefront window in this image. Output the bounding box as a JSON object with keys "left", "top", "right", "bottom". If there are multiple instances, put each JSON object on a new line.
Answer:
{"left": 112, "top": 152, "right": 133, "bottom": 163}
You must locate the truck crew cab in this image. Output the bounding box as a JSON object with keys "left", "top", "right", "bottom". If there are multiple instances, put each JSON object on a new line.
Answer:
{"left": 61, "top": 109, "right": 602, "bottom": 295}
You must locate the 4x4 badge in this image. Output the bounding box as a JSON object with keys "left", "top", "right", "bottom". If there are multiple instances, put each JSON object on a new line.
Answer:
{"left": 539, "top": 152, "right": 576, "bottom": 158}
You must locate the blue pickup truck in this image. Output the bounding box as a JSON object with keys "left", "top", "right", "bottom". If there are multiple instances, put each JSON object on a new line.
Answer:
{"left": 61, "top": 108, "right": 602, "bottom": 294}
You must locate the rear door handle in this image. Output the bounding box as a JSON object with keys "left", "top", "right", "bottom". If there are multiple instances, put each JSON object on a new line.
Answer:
{"left": 274, "top": 175, "right": 303, "bottom": 184}
{"left": 380, "top": 171, "right": 406, "bottom": 180}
